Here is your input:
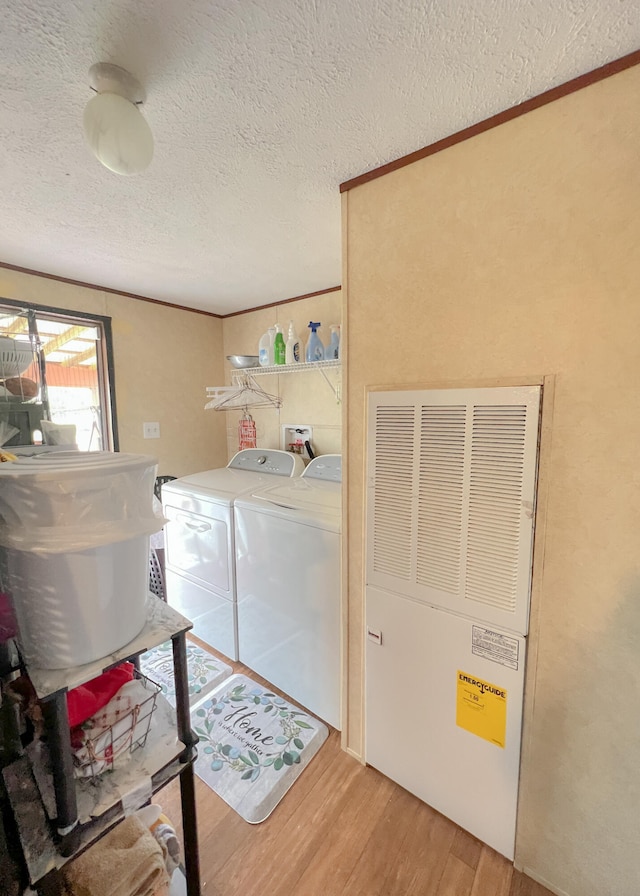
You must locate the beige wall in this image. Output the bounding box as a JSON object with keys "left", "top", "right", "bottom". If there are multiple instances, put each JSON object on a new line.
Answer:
{"left": 0, "top": 269, "right": 341, "bottom": 472}
{"left": 343, "top": 65, "right": 640, "bottom": 896}
{"left": 222, "top": 292, "right": 342, "bottom": 460}
{"left": 0, "top": 268, "right": 228, "bottom": 477}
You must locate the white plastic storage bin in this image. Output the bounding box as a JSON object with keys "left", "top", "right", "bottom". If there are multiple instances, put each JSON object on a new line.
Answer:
{"left": 0, "top": 451, "right": 162, "bottom": 669}
{"left": 7, "top": 534, "right": 150, "bottom": 669}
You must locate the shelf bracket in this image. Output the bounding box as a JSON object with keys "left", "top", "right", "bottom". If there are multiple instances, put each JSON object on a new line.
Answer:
{"left": 315, "top": 362, "right": 341, "bottom": 403}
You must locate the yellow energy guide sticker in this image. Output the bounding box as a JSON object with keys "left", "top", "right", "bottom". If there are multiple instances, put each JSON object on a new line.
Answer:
{"left": 456, "top": 670, "right": 507, "bottom": 748}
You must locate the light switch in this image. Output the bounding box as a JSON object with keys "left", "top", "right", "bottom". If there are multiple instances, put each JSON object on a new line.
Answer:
{"left": 143, "top": 422, "right": 160, "bottom": 439}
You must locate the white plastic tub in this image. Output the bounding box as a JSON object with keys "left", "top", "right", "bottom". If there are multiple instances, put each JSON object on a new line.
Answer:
{"left": 0, "top": 452, "right": 162, "bottom": 669}
{"left": 7, "top": 534, "right": 150, "bottom": 669}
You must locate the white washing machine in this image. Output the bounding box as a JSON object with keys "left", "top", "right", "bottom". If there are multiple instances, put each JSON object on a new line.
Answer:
{"left": 162, "top": 449, "right": 304, "bottom": 660}
{"left": 234, "top": 454, "right": 342, "bottom": 729}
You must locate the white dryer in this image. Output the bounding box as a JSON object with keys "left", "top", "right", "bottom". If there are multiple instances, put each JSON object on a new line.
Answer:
{"left": 162, "top": 449, "right": 304, "bottom": 660}
{"left": 234, "top": 454, "right": 342, "bottom": 729}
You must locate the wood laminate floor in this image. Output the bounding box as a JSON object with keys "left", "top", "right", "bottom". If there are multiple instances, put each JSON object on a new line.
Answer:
{"left": 160, "top": 642, "right": 553, "bottom": 896}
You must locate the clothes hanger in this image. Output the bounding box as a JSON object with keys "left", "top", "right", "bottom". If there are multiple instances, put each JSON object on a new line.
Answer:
{"left": 204, "top": 374, "right": 282, "bottom": 411}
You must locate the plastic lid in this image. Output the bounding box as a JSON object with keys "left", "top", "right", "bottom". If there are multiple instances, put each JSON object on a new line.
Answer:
{"left": 0, "top": 451, "right": 158, "bottom": 478}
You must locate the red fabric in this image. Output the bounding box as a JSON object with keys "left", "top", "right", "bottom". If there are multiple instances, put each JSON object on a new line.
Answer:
{"left": 66, "top": 661, "right": 135, "bottom": 728}
{"left": 0, "top": 592, "right": 17, "bottom": 642}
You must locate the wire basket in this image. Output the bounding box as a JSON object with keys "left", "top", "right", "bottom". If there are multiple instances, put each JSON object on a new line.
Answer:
{"left": 0, "top": 335, "right": 35, "bottom": 380}
{"left": 72, "top": 671, "right": 161, "bottom": 779}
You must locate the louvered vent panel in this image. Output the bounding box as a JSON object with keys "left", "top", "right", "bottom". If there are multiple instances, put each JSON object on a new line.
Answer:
{"left": 372, "top": 406, "right": 415, "bottom": 579}
{"left": 465, "top": 405, "right": 527, "bottom": 613}
{"left": 416, "top": 406, "right": 466, "bottom": 593}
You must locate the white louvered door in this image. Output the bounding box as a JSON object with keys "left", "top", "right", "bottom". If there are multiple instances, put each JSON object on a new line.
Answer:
{"left": 366, "top": 386, "right": 540, "bottom": 635}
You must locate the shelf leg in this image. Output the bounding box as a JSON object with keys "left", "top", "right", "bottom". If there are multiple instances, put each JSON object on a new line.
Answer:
{"left": 172, "top": 632, "right": 201, "bottom": 896}
{"left": 172, "top": 633, "right": 198, "bottom": 756}
{"left": 179, "top": 763, "right": 201, "bottom": 896}
{"left": 41, "top": 691, "right": 79, "bottom": 855}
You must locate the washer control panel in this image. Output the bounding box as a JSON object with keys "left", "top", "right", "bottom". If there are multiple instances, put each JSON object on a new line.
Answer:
{"left": 228, "top": 448, "right": 304, "bottom": 476}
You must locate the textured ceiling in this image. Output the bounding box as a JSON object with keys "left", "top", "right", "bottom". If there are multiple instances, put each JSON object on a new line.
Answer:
{"left": 0, "top": 1, "right": 638, "bottom": 315}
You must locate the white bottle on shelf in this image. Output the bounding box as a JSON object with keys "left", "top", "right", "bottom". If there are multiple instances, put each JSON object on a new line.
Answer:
{"left": 285, "top": 321, "right": 300, "bottom": 365}
{"left": 326, "top": 325, "right": 340, "bottom": 359}
{"left": 259, "top": 326, "right": 276, "bottom": 366}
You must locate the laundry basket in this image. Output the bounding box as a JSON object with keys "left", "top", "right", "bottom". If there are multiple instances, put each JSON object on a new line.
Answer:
{"left": 149, "top": 547, "right": 166, "bottom": 601}
{"left": 154, "top": 475, "right": 177, "bottom": 502}
{"left": 149, "top": 475, "right": 174, "bottom": 602}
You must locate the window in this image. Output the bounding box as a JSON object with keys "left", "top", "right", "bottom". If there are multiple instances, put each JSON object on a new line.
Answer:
{"left": 0, "top": 299, "right": 118, "bottom": 452}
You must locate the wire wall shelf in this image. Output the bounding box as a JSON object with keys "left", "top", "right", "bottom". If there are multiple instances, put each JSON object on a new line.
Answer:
{"left": 206, "top": 360, "right": 341, "bottom": 411}
{"left": 235, "top": 359, "right": 340, "bottom": 377}
{"left": 235, "top": 359, "right": 341, "bottom": 401}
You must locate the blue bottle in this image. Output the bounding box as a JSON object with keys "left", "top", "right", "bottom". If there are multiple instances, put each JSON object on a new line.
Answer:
{"left": 306, "top": 322, "right": 324, "bottom": 362}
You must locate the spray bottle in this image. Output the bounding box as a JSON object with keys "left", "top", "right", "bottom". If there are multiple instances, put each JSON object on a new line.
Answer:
{"left": 306, "top": 322, "right": 324, "bottom": 362}
{"left": 285, "top": 320, "right": 300, "bottom": 364}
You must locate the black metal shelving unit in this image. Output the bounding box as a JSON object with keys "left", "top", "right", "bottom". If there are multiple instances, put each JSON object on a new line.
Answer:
{"left": 2, "top": 597, "right": 201, "bottom": 896}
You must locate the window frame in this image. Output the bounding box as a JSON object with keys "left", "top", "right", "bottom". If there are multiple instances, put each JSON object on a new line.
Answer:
{"left": 0, "top": 296, "right": 119, "bottom": 451}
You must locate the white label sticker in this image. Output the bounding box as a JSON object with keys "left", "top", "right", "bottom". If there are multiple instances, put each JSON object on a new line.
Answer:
{"left": 472, "top": 626, "right": 519, "bottom": 670}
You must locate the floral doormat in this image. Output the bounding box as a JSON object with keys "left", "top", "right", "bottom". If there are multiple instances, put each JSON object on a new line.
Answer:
{"left": 139, "top": 640, "right": 233, "bottom": 708}
{"left": 191, "top": 673, "right": 328, "bottom": 823}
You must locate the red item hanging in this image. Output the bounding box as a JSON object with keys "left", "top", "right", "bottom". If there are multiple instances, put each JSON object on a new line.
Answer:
{"left": 238, "top": 412, "right": 257, "bottom": 450}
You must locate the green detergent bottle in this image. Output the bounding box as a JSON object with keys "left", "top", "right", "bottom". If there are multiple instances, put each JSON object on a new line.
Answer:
{"left": 273, "top": 324, "right": 286, "bottom": 365}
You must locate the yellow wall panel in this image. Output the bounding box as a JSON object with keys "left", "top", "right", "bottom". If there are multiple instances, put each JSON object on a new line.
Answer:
{"left": 343, "top": 65, "right": 640, "bottom": 896}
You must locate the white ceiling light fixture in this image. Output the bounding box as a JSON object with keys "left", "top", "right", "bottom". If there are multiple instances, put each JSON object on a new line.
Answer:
{"left": 83, "top": 63, "right": 154, "bottom": 176}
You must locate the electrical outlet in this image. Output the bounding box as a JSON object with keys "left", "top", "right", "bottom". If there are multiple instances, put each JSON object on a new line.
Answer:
{"left": 143, "top": 422, "right": 160, "bottom": 439}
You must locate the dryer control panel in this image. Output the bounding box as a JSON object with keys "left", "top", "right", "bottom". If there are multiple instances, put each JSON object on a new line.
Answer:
{"left": 302, "top": 454, "right": 342, "bottom": 482}
{"left": 227, "top": 448, "right": 304, "bottom": 476}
